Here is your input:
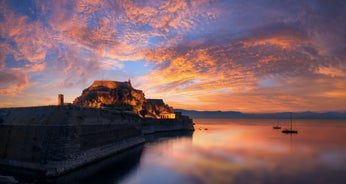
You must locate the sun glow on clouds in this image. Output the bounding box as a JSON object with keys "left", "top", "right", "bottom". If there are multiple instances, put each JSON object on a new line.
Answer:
{"left": 316, "top": 65, "right": 346, "bottom": 78}
{"left": 0, "top": 0, "right": 346, "bottom": 112}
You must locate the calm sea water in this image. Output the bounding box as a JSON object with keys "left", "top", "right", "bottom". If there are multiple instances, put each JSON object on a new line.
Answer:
{"left": 22, "top": 119, "right": 346, "bottom": 184}
{"left": 116, "top": 119, "right": 346, "bottom": 184}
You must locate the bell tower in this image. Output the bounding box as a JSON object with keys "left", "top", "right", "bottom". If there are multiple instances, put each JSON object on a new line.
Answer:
{"left": 58, "top": 94, "right": 64, "bottom": 106}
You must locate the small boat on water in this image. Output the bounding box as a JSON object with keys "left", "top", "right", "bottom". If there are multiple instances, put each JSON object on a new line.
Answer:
{"left": 282, "top": 129, "right": 298, "bottom": 134}
{"left": 273, "top": 120, "right": 282, "bottom": 129}
{"left": 273, "top": 125, "right": 281, "bottom": 129}
{"left": 282, "top": 113, "right": 298, "bottom": 134}
{"left": 273, "top": 121, "right": 281, "bottom": 129}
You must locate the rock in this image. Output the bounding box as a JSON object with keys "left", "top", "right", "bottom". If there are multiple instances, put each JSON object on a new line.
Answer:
{"left": 73, "top": 80, "right": 145, "bottom": 114}
{"left": 73, "top": 80, "right": 174, "bottom": 118}
{"left": 144, "top": 99, "right": 174, "bottom": 118}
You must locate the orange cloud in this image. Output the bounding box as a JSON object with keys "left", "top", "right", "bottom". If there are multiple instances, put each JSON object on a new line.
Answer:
{"left": 135, "top": 37, "right": 346, "bottom": 112}
{"left": 316, "top": 65, "right": 346, "bottom": 78}
{"left": 118, "top": 0, "right": 210, "bottom": 33}
{"left": 136, "top": 44, "right": 261, "bottom": 111}
{"left": 242, "top": 37, "right": 294, "bottom": 49}
{"left": 0, "top": 69, "right": 31, "bottom": 96}
{"left": 0, "top": 12, "right": 52, "bottom": 63}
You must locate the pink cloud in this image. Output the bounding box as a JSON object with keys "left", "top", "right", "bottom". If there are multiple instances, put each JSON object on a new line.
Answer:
{"left": 0, "top": 14, "right": 52, "bottom": 63}
{"left": 0, "top": 69, "right": 31, "bottom": 96}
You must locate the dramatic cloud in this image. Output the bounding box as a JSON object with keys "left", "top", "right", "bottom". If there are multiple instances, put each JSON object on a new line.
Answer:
{"left": 0, "top": 69, "right": 31, "bottom": 96}
{"left": 316, "top": 65, "right": 346, "bottom": 78}
{"left": 0, "top": 0, "right": 345, "bottom": 112}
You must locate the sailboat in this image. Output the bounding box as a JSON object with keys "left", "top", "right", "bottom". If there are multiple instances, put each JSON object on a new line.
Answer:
{"left": 282, "top": 113, "right": 298, "bottom": 134}
{"left": 273, "top": 124, "right": 281, "bottom": 129}
{"left": 272, "top": 120, "right": 281, "bottom": 129}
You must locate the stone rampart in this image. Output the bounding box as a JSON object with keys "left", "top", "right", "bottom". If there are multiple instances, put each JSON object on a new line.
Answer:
{"left": 141, "top": 118, "right": 194, "bottom": 134}
{"left": 0, "top": 105, "right": 194, "bottom": 177}
{"left": 0, "top": 106, "right": 144, "bottom": 177}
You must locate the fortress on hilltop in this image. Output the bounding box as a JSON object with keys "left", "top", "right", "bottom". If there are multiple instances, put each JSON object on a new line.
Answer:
{"left": 73, "top": 80, "right": 177, "bottom": 119}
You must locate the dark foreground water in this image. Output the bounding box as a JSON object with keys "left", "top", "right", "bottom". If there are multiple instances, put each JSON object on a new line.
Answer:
{"left": 9, "top": 119, "right": 346, "bottom": 184}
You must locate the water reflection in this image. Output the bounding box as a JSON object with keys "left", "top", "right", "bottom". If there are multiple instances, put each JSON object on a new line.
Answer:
{"left": 145, "top": 131, "right": 193, "bottom": 143}
{"left": 6, "top": 120, "right": 346, "bottom": 184}
{"left": 120, "top": 119, "right": 346, "bottom": 184}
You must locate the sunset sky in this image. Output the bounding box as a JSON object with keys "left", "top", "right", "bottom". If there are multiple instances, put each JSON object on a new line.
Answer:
{"left": 0, "top": 0, "right": 345, "bottom": 112}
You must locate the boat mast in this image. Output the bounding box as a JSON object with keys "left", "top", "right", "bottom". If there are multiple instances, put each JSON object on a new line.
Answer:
{"left": 290, "top": 112, "right": 292, "bottom": 130}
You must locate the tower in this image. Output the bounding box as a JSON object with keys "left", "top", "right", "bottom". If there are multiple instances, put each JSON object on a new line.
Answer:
{"left": 128, "top": 77, "right": 132, "bottom": 86}
{"left": 58, "top": 94, "right": 64, "bottom": 106}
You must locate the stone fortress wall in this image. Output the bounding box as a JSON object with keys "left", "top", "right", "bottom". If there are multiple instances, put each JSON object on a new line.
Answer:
{"left": 0, "top": 106, "right": 144, "bottom": 177}
{"left": 0, "top": 105, "right": 193, "bottom": 177}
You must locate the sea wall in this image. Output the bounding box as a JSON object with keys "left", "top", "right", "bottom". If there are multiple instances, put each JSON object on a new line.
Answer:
{"left": 0, "top": 106, "right": 144, "bottom": 177}
{"left": 141, "top": 118, "right": 194, "bottom": 134}
{"left": 0, "top": 125, "right": 144, "bottom": 177}
{"left": 0, "top": 106, "right": 194, "bottom": 177}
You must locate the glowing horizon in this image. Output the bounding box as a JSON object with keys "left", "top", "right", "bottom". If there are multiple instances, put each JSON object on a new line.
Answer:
{"left": 0, "top": 0, "right": 345, "bottom": 113}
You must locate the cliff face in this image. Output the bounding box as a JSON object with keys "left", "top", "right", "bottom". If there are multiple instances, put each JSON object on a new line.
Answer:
{"left": 73, "top": 80, "right": 145, "bottom": 114}
{"left": 143, "top": 99, "right": 173, "bottom": 118}
{"left": 73, "top": 80, "right": 173, "bottom": 118}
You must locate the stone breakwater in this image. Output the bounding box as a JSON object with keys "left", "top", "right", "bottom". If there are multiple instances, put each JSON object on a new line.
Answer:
{"left": 0, "top": 106, "right": 194, "bottom": 177}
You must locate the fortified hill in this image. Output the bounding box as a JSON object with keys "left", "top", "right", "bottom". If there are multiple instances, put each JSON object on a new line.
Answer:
{"left": 73, "top": 80, "right": 145, "bottom": 113}
{"left": 73, "top": 80, "right": 175, "bottom": 119}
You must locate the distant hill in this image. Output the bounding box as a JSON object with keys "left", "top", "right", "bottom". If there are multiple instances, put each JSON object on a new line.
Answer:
{"left": 174, "top": 109, "right": 245, "bottom": 118}
{"left": 175, "top": 109, "right": 346, "bottom": 119}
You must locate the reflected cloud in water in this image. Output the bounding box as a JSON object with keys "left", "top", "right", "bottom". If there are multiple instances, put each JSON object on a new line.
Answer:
{"left": 120, "top": 119, "right": 346, "bottom": 184}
